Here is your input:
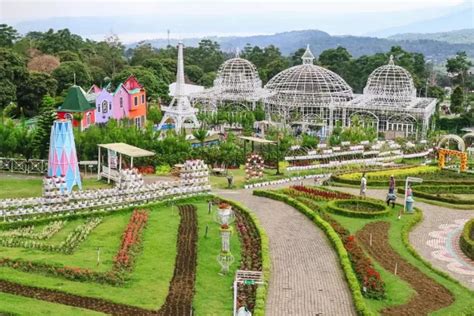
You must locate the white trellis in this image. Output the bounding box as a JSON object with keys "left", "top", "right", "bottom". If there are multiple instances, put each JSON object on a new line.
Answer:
{"left": 192, "top": 54, "right": 272, "bottom": 112}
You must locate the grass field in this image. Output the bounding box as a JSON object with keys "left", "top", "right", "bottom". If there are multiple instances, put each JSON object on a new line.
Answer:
{"left": 0, "top": 198, "right": 243, "bottom": 314}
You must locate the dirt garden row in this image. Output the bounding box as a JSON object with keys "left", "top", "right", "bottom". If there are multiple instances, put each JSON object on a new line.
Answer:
{"left": 357, "top": 221, "right": 454, "bottom": 316}
{"left": 157, "top": 204, "right": 198, "bottom": 315}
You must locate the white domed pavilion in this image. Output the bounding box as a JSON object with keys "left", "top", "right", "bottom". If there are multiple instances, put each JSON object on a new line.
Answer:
{"left": 345, "top": 55, "right": 436, "bottom": 138}
{"left": 192, "top": 55, "right": 272, "bottom": 111}
{"left": 264, "top": 45, "right": 353, "bottom": 136}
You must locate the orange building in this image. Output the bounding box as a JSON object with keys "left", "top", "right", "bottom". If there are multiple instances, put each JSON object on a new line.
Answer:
{"left": 123, "top": 76, "right": 147, "bottom": 128}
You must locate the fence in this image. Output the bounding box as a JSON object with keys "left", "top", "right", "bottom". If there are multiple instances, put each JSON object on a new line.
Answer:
{"left": 0, "top": 158, "right": 48, "bottom": 174}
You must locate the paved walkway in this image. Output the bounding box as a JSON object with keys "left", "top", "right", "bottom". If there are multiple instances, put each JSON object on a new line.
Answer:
{"left": 331, "top": 186, "right": 474, "bottom": 290}
{"left": 216, "top": 188, "right": 356, "bottom": 316}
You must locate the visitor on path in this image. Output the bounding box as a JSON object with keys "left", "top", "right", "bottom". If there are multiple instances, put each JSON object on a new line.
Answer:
{"left": 227, "top": 173, "right": 234, "bottom": 188}
{"left": 360, "top": 173, "right": 367, "bottom": 197}
{"left": 386, "top": 175, "right": 396, "bottom": 208}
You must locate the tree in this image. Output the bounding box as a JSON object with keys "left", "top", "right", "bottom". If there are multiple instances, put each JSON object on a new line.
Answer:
{"left": 16, "top": 72, "right": 58, "bottom": 117}
{"left": 52, "top": 61, "right": 92, "bottom": 93}
{"left": 450, "top": 86, "right": 464, "bottom": 114}
{"left": 37, "top": 29, "right": 84, "bottom": 54}
{"left": 0, "top": 24, "right": 20, "bottom": 47}
{"left": 130, "top": 43, "right": 159, "bottom": 66}
{"left": 192, "top": 128, "right": 208, "bottom": 147}
{"left": 32, "top": 95, "right": 57, "bottom": 158}
{"left": 198, "top": 72, "right": 216, "bottom": 87}
{"left": 446, "top": 52, "right": 472, "bottom": 88}
{"left": 27, "top": 54, "right": 60, "bottom": 73}
{"left": 88, "top": 66, "right": 107, "bottom": 86}
{"left": 57, "top": 50, "right": 81, "bottom": 62}
{"left": 147, "top": 103, "right": 162, "bottom": 124}
{"left": 0, "top": 48, "right": 27, "bottom": 108}
{"left": 185, "top": 65, "right": 204, "bottom": 83}
{"left": 253, "top": 103, "right": 265, "bottom": 121}
{"left": 142, "top": 58, "right": 174, "bottom": 84}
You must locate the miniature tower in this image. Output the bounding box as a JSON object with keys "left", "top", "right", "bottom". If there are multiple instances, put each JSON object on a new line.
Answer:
{"left": 47, "top": 119, "right": 82, "bottom": 193}
{"left": 158, "top": 42, "right": 200, "bottom": 132}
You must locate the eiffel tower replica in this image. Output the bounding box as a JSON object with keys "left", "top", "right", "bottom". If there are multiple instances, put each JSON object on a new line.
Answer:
{"left": 158, "top": 42, "right": 200, "bottom": 132}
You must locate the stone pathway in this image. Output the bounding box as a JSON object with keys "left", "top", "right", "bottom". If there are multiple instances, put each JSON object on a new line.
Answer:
{"left": 216, "top": 188, "right": 356, "bottom": 316}
{"left": 330, "top": 186, "right": 474, "bottom": 290}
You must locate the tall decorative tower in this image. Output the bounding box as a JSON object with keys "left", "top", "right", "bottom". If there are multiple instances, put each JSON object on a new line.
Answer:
{"left": 47, "top": 119, "right": 82, "bottom": 193}
{"left": 158, "top": 42, "right": 200, "bottom": 131}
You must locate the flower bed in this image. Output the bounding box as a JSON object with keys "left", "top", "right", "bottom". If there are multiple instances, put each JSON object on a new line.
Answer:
{"left": 114, "top": 210, "right": 149, "bottom": 271}
{"left": 327, "top": 200, "right": 390, "bottom": 218}
{"left": 289, "top": 185, "right": 353, "bottom": 200}
{"left": 460, "top": 219, "right": 474, "bottom": 260}
{"left": 0, "top": 218, "right": 102, "bottom": 253}
{"left": 0, "top": 210, "right": 150, "bottom": 286}
{"left": 0, "top": 221, "right": 66, "bottom": 240}
{"left": 338, "top": 166, "right": 438, "bottom": 181}
{"left": 218, "top": 197, "right": 270, "bottom": 316}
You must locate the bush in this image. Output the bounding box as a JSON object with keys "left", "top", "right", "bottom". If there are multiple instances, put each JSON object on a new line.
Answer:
{"left": 460, "top": 219, "right": 474, "bottom": 260}
{"left": 327, "top": 200, "right": 390, "bottom": 218}
{"left": 397, "top": 186, "right": 474, "bottom": 205}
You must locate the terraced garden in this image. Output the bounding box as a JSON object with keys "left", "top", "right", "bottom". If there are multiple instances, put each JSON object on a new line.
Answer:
{"left": 0, "top": 196, "right": 267, "bottom": 315}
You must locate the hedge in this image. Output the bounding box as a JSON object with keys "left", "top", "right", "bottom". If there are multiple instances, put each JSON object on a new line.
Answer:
{"left": 326, "top": 199, "right": 390, "bottom": 218}
{"left": 397, "top": 187, "right": 474, "bottom": 205}
{"left": 253, "top": 189, "right": 374, "bottom": 316}
{"left": 460, "top": 219, "right": 474, "bottom": 260}
{"left": 216, "top": 196, "right": 271, "bottom": 316}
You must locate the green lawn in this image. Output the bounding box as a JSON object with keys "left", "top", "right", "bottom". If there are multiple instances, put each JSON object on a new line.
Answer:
{"left": 192, "top": 200, "right": 242, "bottom": 314}
{"left": 0, "top": 198, "right": 244, "bottom": 313}
{"left": 0, "top": 292, "right": 104, "bottom": 316}
{"left": 0, "top": 175, "right": 110, "bottom": 199}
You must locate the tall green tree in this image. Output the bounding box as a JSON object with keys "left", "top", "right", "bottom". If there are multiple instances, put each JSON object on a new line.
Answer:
{"left": 52, "top": 61, "right": 92, "bottom": 93}
{"left": 16, "top": 71, "right": 58, "bottom": 117}
{"left": 446, "top": 51, "right": 472, "bottom": 89}
{"left": 450, "top": 86, "right": 464, "bottom": 114}
{"left": 32, "top": 95, "right": 57, "bottom": 158}
{"left": 37, "top": 29, "right": 84, "bottom": 54}
{"left": 0, "top": 24, "right": 20, "bottom": 47}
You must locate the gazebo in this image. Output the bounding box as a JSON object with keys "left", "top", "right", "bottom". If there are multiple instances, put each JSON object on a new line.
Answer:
{"left": 97, "top": 143, "right": 155, "bottom": 182}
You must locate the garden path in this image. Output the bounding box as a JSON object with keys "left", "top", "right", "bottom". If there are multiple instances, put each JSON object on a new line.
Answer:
{"left": 329, "top": 186, "right": 474, "bottom": 289}
{"left": 216, "top": 187, "right": 356, "bottom": 316}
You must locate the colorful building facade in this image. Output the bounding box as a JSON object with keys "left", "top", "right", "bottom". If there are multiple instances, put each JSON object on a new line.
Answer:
{"left": 58, "top": 75, "right": 147, "bottom": 130}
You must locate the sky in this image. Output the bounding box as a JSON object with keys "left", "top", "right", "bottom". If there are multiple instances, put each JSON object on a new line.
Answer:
{"left": 0, "top": 0, "right": 470, "bottom": 42}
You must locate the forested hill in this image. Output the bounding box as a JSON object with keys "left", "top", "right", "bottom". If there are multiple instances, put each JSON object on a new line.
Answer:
{"left": 388, "top": 29, "right": 474, "bottom": 45}
{"left": 134, "top": 30, "right": 474, "bottom": 63}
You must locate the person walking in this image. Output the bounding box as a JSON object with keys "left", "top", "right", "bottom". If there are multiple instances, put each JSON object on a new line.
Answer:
{"left": 360, "top": 173, "right": 367, "bottom": 197}
{"left": 386, "top": 175, "right": 396, "bottom": 208}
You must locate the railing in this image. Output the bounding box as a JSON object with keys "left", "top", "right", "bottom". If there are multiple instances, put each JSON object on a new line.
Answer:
{"left": 0, "top": 157, "right": 48, "bottom": 174}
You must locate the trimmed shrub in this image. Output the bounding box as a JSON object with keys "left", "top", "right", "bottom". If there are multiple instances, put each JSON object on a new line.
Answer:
{"left": 397, "top": 186, "right": 474, "bottom": 205}
{"left": 327, "top": 200, "right": 390, "bottom": 218}
{"left": 460, "top": 219, "right": 474, "bottom": 260}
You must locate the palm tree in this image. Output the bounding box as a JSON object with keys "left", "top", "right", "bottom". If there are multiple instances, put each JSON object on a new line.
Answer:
{"left": 192, "top": 128, "right": 208, "bottom": 147}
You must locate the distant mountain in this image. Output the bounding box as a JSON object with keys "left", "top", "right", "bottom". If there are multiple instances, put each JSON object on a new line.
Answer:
{"left": 370, "top": 3, "right": 473, "bottom": 37}
{"left": 389, "top": 29, "right": 474, "bottom": 44}
{"left": 131, "top": 30, "right": 474, "bottom": 63}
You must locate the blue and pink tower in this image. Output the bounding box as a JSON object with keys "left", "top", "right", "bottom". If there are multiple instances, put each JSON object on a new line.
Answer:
{"left": 47, "top": 120, "right": 82, "bottom": 192}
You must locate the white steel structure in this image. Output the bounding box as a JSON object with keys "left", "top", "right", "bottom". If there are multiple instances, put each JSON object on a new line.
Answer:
{"left": 192, "top": 54, "right": 272, "bottom": 111}
{"left": 264, "top": 45, "right": 353, "bottom": 136}
{"left": 264, "top": 47, "right": 436, "bottom": 139}
{"left": 159, "top": 42, "right": 200, "bottom": 131}
{"left": 344, "top": 55, "right": 436, "bottom": 138}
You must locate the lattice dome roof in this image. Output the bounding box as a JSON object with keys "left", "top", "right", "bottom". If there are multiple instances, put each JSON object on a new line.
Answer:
{"left": 213, "top": 57, "right": 262, "bottom": 93}
{"left": 363, "top": 55, "right": 416, "bottom": 104}
{"left": 264, "top": 45, "right": 353, "bottom": 107}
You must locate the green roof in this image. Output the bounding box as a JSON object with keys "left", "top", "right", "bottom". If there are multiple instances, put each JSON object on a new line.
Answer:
{"left": 59, "top": 86, "right": 96, "bottom": 112}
